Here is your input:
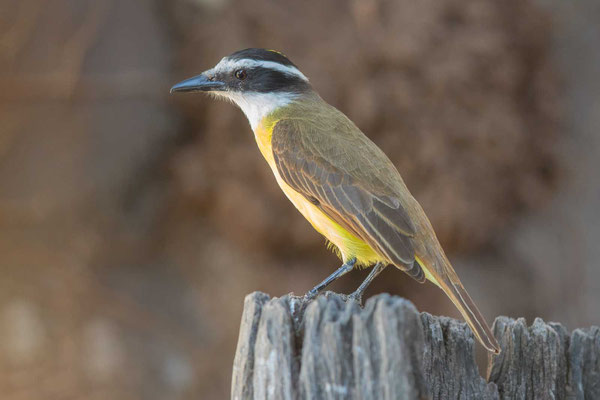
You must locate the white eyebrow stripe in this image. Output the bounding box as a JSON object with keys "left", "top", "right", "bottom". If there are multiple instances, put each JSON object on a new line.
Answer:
{"left": 215, "top": 58, "right": 309, "bottom": 82}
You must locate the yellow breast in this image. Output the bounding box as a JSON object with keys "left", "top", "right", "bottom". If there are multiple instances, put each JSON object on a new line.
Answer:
{"left": 254, "top": 116, "right": 380, "bottom": 266}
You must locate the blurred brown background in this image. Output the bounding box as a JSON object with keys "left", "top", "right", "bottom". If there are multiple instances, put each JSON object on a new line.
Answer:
{"left": 1, "top": 0, "right": 599, "bottom": 398}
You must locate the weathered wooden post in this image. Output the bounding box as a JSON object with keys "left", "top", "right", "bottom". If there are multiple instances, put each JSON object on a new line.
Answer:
{"left": 232, "top": 292, "right": 599, "bottom": 399}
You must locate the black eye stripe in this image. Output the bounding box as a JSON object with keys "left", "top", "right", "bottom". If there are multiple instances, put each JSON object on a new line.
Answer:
{"left": 242, "top": 67, "right": 310, "bottom": 93}
{"left": 245, "top": 67, "right": 299, "bottom": 79}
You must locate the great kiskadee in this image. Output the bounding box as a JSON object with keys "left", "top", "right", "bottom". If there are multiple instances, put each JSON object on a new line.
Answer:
{"left": 171, "top": 48, "right": 500, "bottom": 354}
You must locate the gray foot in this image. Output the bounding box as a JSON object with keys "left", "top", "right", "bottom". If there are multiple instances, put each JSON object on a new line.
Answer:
{"left": 303, "top": 259, "right": 357, "bottom": 301}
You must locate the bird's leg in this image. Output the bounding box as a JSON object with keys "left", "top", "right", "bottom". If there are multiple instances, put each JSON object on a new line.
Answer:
{"left": 304, "top": 258, "right": 357, "bottom": 301}
{"left": 347, "top": 262, "right": 387, "bottom": 304}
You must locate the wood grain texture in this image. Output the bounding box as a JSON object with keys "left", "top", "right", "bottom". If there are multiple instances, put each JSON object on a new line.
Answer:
{"left": 232, "top": 292, "right": 599, "bottom": 399}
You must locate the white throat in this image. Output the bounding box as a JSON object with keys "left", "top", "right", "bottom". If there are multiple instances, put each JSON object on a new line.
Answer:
{"left": 223, "top": 92, "right": 298, "bottom": 131}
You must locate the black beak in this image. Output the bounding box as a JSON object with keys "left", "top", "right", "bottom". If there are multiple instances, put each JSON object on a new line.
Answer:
{"left": 170, "top": 73, "right": 225, "bottom": 93}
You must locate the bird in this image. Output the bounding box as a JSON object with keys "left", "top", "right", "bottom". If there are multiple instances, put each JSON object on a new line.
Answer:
{"left": 171, "top": 48, "right": 500, "bottom": 354}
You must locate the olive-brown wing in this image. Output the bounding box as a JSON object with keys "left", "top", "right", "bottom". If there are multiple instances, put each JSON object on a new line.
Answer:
{"left": 271, "top": 119, "right": 425, "bottom": 282}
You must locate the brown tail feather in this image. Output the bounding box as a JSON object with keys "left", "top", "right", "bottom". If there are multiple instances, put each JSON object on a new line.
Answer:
{"left": 415, "top": 255, "right": 500, "bottom": 354}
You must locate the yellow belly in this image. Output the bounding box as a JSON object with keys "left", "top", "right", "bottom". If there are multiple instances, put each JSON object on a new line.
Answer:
{"left": 254, "top": 118, "right": 381, "bottom": 266}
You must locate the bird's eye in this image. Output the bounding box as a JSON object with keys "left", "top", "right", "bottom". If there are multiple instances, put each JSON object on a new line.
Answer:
{"left": 234, "top": 69, "right": 247, "bottom": 80}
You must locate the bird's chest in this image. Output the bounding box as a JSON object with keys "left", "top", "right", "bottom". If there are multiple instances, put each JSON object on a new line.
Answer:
{"left": 253, "top": 121, "right": 336, "bottom": 237}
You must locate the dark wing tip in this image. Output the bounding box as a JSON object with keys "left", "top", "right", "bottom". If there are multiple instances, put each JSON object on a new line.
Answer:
{"left": 410, "top": 259, "right": 426, "bottom": 283}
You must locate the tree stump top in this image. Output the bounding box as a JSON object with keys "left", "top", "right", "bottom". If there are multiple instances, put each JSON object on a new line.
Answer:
{"left": 232, "top": 292, "right": 599, "bottom": 399}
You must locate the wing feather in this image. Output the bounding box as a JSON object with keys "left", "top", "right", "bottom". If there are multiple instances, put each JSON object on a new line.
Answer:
{"left": 271, "top": 118, "right": 424, "bottom": 282}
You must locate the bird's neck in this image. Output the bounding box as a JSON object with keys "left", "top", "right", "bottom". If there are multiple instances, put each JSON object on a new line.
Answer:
{"left": 252, "top": 93, "right": 327, "bottom": 167}
{"left": 226, "top": 91, "right": 300, "bottom": 131}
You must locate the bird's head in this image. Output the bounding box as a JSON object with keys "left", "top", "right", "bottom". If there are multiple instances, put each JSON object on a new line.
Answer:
{"left": 171, "top": 48, "right": 312, "bottom": 129}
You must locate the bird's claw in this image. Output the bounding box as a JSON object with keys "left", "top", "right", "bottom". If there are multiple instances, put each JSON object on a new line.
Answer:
{"left": 303, "top": 291, "right": 317, "bottom": 302}
{"left": 346, "top": 291, "right": 363, "bottom": 305}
